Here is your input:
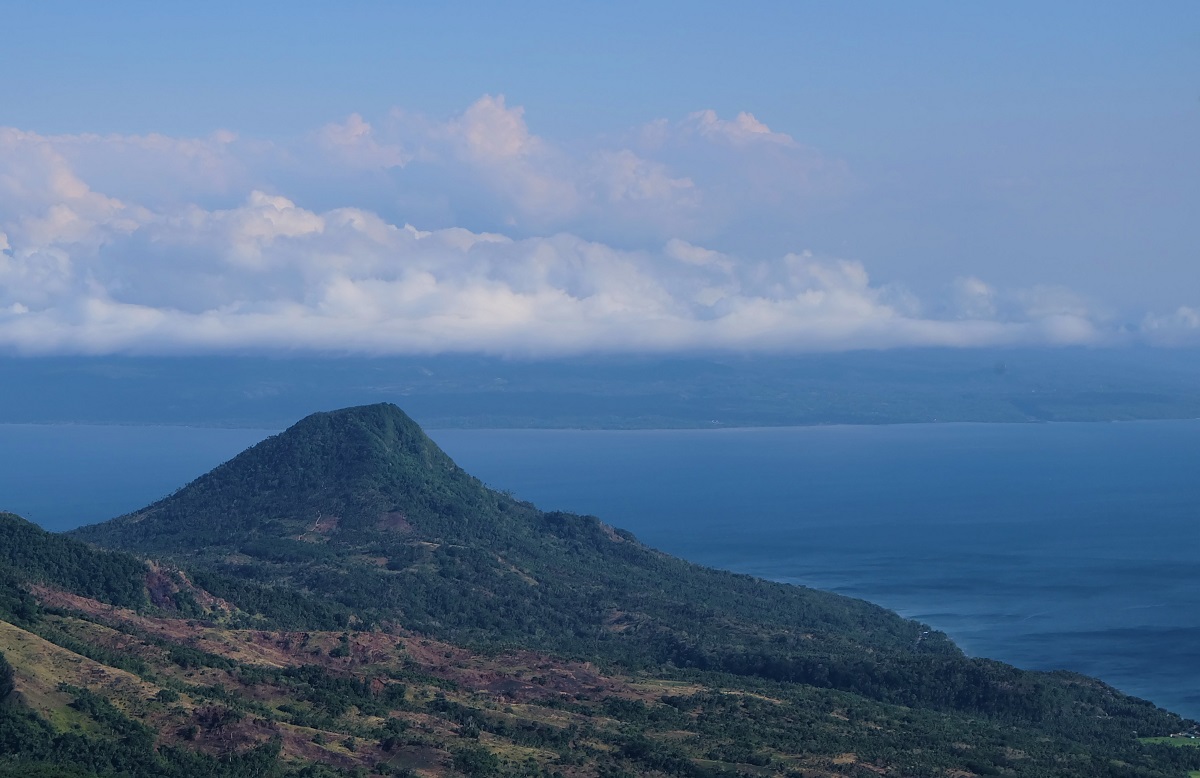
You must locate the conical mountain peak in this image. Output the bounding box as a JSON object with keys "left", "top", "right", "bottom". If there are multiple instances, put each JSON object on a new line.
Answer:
{"left": 72, "top": 403, "right": 498, "bottom": 552}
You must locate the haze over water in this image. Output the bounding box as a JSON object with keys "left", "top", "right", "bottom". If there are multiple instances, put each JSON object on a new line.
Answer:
{"left": 2, "top": 419, "right": 1197, "bottom": 720}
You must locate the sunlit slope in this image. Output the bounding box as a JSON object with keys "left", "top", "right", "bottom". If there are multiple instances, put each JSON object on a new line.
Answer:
{"left": 2, "top": 583, "right": 1192, "bottom": 778}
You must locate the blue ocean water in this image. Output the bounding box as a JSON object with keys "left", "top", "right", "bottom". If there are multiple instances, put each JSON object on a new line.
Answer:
{"left": 430, "top": 422, "right": 1200, "bottom": 720}
{"left": 1, "top": 420, "right": 1197, "bottom": 720}
{"left": 0, "top": 424, "right": 275, "bottom": 531}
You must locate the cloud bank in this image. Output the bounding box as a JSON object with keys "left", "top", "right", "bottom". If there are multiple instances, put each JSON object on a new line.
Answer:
{"left": 0, "top": 98, "right": 1192, "bottom": 356}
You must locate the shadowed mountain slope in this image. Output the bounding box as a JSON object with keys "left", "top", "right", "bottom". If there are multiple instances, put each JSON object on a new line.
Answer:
{"left": 1, "top": 512, "right": 149, "bottom": 610}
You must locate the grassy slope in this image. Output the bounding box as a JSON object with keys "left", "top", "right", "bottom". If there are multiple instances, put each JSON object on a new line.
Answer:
{"left": 1, "top": 588, "right": 1198, "bottom": 778}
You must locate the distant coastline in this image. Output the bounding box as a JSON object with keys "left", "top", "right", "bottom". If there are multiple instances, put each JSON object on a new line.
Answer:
{"left": 5, "top": 348, "right": 1200, "bottom": 430}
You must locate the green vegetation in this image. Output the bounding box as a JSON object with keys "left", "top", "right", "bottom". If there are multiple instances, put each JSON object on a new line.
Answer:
{"left": 0, "top": 402, "right": 1193, "bottom": 775}
{"left": 0, "top": 651, "right": 12, "bottom": 702}
{"left": 1142, "top": 736, "right": 1200, "bottom": 747}
{"left": 2, "top": 597, "right": 1199, "bottom": 777}
{"left": 0, "top": 702, "right": 289, "bottom": 778}
{"left": 72, "top": 407, "right": 954, "bottom": 678}
{"left": 0, "top": 512, "right": 148, "bottom": 609}
{"left": 0, "top": 567, "right": 40, "bottom": 626}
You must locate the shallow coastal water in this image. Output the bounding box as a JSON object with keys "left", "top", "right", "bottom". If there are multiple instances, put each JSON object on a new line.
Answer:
{"left": 2, "top": 420, "right": 1198, "bottom": 719}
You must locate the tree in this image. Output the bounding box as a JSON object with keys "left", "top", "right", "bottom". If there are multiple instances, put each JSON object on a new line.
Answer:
{"left": 0, "top": 650, "right": 13, "bottom": 702}
{"left": 452, "top": 745, "right": 500, "bottom": 776}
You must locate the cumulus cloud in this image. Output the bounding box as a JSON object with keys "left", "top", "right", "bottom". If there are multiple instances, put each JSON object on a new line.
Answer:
{"left": 316, "top": 114, "right": 409, "bottom": 170}
{"left": 0, "top": 98, "right": 849, "bottom": 246}
{"left": 437, "top": 95, "right": 581, "bottom": 223}
{"left": 952, "top": 276, "right": 998, "bottom": 319}
{"left": 1141, "top": 306, "right": 1200, "bottom": 346}
{"left": 629, "top": 109, "right": 851, "bottom": 244}
{"left": 588, "top": 150, "right": 695, "bottom": 205}
{"left": 0, "top": 191, "right": 1118, "bottom": 355}
{"left": 682, "top": 109, "right": 797, "bottom": 147}
{"left": 0, "top": 127, "right": 249, "bottom": 207}
{"left": 0, "top": 98, "right": 1178, "bottom": 356}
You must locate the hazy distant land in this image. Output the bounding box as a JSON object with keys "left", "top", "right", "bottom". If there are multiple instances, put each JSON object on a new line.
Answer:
{"left": 4, "top": 347, "right": 1200, "bottom": 430}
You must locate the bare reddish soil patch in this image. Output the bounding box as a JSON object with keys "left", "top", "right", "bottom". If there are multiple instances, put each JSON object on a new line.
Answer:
{"left": 299, "top": 514, "right": 341, "bottom": 539}
{"left": 32, "top": 586, "right": 639, "bottom": 706}
{"left": 378, "top": 510, "right": 414, "bottom": 533}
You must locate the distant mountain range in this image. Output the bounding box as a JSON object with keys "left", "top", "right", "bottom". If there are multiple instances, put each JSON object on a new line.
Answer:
{"left": 5, "top": 348, "right": 1200, "bottom": 429}
{"left": 1, "top": 403, "right": 1198, "bottom": 776}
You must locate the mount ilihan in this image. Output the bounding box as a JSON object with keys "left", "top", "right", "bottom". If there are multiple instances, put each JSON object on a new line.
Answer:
{"left": 1, "top": 403, "right": 1196, "bottom": 777}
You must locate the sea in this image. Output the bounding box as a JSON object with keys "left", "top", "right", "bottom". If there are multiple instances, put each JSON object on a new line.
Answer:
{"left": 1, "top": 420, "right": 1197, "bottom": 721}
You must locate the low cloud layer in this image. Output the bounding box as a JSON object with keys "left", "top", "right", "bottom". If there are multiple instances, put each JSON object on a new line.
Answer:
{"left": 0, "top": 98, "right": 1194, "bottom": 356}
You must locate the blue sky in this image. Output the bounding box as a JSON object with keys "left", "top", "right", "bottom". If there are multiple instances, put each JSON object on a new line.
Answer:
{"left": 1, "top": 2, "right": 1197, "bottom": 354}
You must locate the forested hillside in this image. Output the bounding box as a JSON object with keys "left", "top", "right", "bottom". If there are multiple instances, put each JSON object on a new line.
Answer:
{"left": 0, "top": 404, "right": 1193, "bottom": 776}
{"left": 72, "top": 404, "right": 956, "bottom": 680}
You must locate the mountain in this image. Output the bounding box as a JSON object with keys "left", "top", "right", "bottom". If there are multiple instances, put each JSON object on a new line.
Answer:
{"left": 0, "top": 403, "right": 1191, "bottom": 776}
{"left": 72, "top": 404, "right": 952, "bottom": 679}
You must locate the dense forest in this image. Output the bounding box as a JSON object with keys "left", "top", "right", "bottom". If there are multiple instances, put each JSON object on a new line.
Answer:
{"left": 0, "top": 404, "right": 1196, "bottom": 776}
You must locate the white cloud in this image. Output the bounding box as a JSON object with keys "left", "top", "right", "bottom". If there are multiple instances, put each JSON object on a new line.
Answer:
{"left": 317, "top": 113, "right": 409, "bottom": 169}
{"left": 1, "top": 127, "right": 249, "bottom": 206}
{"left": 628, "top": 109, "right": 852, "bottom": 242}
{"left": 664, "top": 238, "right": 729, "bottom": 269}
{"left": 448, "top": 95, "right": 540, "bottom": 163}
{"left": 683, "top": 109, "right": 796, "bottom": 147}
{"left": 0, "top": 99, "right": 850, "bottom": 248}
{"left": 588, "top": 150, "right": 695, "bottom": 205}
{"left": 327, "top": 99, "right": 842, "bottom": 241}
{"left": 0, "top": 180, "right": 1119, "bottom": 355}
{"left": 1141, "top": 306, "right": 1200, "bottom": 346}
{"left": 430, "top": 95, "right": 581, "bottom": 224}
{"left": 1017, "top": 284, "right": 1096, "bottom": 321}
{"left": 953, "top": 276, "right": 997, "bottom": 319}
{"left": 0, "top": 99, "right": 1180, "bottom": 356}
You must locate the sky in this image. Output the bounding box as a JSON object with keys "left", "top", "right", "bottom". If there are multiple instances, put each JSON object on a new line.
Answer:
{"left": 1, "top": 1, "right": 1197, "bottom": 355}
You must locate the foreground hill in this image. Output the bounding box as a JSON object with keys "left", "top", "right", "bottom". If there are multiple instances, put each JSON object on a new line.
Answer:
{"left": 0, "top": 517, "right": 1195, "bottom": 778}
{"left": 0, "top": 401, "right": 1172, "bottom": 776}
{"left": 4, "top": 528, "right": 1196, "bottom": 777}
